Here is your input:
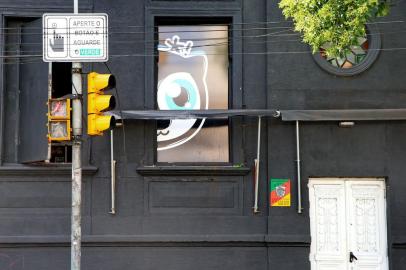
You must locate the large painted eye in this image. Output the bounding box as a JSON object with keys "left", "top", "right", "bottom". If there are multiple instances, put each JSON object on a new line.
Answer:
{"left": 157, "top": 72, "right": 200, "bottom": 111}
{"left": 157, "top": 72, "right": 204, "bottom": 147}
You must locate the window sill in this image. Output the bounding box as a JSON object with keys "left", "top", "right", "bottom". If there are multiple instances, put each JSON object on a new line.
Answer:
{"left": 137, "top": 165, "right": 251, "bottom": 176}
{"left": 0, "top": 164, "right": 98, "bottom": 177}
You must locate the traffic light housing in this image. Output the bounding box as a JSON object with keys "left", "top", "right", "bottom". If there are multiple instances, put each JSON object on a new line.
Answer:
{"left": 47, "top": 98, "right": 71, "bottom": 141}
{"left": 87, "top": 72, "right": 116, "bottom": 136}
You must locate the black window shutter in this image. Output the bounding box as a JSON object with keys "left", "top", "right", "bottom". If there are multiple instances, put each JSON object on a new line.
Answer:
{"left": 18, "top": 18, "right": 50, "bottom": 163}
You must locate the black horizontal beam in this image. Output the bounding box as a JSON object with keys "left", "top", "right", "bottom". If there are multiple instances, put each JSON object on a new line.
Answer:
{"left": 281, "top": 109, "right": 406, "bottom": 121}
{"left": 110, "top": 109, "right": 280, "bottom": 120}
{"left": 110, "top": 109, "right": 406, "bottom": 121}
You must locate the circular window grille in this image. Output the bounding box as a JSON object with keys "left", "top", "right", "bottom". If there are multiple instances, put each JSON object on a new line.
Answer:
{"left": 312, "top": 25, "right": 381, "bottom": 76}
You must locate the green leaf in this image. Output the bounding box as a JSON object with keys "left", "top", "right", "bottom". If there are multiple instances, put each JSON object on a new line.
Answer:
{"left": 376, "top": 3, "right": 390, "bottom": 17}
{"left": 278, "top": 0, "right": 390, "bottom": 58}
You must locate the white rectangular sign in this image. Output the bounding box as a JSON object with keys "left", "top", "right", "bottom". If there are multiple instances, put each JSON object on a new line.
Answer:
{"left": 43, "top": 13, "right": 108, "bottom": 62}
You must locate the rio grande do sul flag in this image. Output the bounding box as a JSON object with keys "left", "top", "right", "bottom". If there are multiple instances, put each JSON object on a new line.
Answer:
{"left": 270, "top": 178, "right": 291, "bottom": 207}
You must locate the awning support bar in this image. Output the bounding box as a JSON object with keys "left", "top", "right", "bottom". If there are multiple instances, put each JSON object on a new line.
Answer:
{"left": 253, "top": 116, "right": 262, "bottom": 214}
{"left": 296, "top": 121, "right": 302, "bottom": 214}
{"left": 109, "top": 129, "right": 116, "bottom": 215}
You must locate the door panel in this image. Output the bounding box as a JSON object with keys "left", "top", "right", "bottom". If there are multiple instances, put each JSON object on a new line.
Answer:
{"left": 346, "top": 181, "right": 388, "bottom": 270}
{"left": 309, "top": 179, "right": 388, "bottom": 270}
{"left": 309, "top": 181, "right": 348, "bottom": 270}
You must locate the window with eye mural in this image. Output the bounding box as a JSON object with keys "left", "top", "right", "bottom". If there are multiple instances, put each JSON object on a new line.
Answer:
{"left": 157, "top": 25, "right": 229, "bottom": 163}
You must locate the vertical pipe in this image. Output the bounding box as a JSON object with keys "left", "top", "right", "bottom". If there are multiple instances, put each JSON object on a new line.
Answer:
{"left": 253, "top": 116, "right": 262, "bottom": 213}
{"left": 296, "top": 121, "right": 302, "bottom": 214}
{"left": 14, "top": 26, "right": 22, "bottom": 163}
{"left": 71, "top": 1, "right": 82, "bottom": 269}
{"left": 0, "top": 17, "right": 5, "bottom": 165}
{"left": 46, "top": 63, "right": 52, "bottom": 162}
{"left": 110, "top": 129, "right": 116, "bottom": 214}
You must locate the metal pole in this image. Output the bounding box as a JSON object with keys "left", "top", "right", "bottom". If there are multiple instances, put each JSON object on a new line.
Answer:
{"left": 295, "top": 121, "right": 302, "bottom": 214}
{"left": 110, "top": 129, "right": 116, "bottom": 214}
{"left": 71, "top": 0, "right": 82, "bottom": 270}
{"left": 47, "top": 63, "right": 52, "bottom": 162}
{"left": 253, "top": 116, "right": 262, "bottom": 213}
{"left": 74, "top": 0, "right": 79, "bottom": 13}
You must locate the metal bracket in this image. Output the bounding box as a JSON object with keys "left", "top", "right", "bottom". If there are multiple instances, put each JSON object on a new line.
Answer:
{"left": 273, "top": 110, "right": 281, "bottom": 118}
{"left": 56, "top": 93, "right": 83, "bottom": 100}
{"left": 72, "top": 135, "right": 82, "bottom": 142}
{"left": 71, "top": 94, "right": 83, "bottom": 100}
{"left": 72, "top": 67, "right": 82, "bottom": 74}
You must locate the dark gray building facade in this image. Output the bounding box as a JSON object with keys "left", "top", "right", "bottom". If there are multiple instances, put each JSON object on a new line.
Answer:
{"left": 0, "top": 0, "right": 406, "bottom": 269}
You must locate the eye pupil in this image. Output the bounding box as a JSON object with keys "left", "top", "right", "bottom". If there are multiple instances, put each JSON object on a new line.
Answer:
{"left": 172, "top": 87, "right": 189, "bottom": 108}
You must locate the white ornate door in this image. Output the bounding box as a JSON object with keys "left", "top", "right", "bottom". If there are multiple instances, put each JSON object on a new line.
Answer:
{"left": 309, "top": 179, "right": 388, "bottom": 270}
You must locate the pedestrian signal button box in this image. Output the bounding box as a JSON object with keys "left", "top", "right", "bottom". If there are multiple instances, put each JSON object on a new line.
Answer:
{"left": 47, "top": 98, "right": 71, "bottom": 141}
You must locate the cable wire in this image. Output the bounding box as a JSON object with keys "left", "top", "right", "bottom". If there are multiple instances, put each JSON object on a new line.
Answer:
{"left": 1, "top": 18, "right": 405, "bottom": 31}
{"left": 3, "top": 26, "right": 406, "bottom": 49}
{"left": 2, "top": 45, "right": 406, "bottom": 62}
{"left": 1, "top": 19, "right": 406, "bottom": 34}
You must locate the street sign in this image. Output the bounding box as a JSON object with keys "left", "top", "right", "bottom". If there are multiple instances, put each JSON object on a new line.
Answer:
{"left": 43, "top": 13, "right": 108, "bottom": 62}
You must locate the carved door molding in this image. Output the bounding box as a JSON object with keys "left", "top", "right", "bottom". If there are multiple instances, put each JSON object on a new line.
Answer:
{"left": 309, "top": 178, "right": 388, "bottom": 270}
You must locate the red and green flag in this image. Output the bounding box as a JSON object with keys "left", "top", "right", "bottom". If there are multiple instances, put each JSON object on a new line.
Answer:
{"left": 270, "top": 178, "right": 291, "bottom": 207}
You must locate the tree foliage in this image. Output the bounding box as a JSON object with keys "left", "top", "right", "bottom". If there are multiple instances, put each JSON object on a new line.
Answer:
{"left": 279, "top": 0, "right": 389, "bottom": 57}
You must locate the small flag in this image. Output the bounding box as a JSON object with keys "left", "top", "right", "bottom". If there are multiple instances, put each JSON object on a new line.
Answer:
{"left": 270, "top": 178, "right": 291, "bottom": 207}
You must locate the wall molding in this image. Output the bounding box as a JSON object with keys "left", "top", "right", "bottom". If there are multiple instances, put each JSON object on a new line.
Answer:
{"left": 137, "top": 166, "right": 250, "bottom": 176}
{"left": 0, "top": 165, "right": 98, "bottom": 177}
{"left": 0, "top": 234, "right": 312, "bottom": 247}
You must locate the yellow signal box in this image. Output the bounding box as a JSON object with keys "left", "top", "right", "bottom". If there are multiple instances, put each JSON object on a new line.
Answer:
{"left": 47, "top": 98, "right": 71, "bottom": 141}
{"left": 87, "top": 72, "right": 116, "bottom": 136}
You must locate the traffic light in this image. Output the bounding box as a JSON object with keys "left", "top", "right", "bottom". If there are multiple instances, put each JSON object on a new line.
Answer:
{"left": 47, "top": 98, "right": 71, "bottom": 141}
{"left": 87, "top": 72, "right": 116, "bottom": 136}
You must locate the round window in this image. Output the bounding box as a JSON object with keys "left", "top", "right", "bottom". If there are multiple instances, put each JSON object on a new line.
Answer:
{"left": 312, "top": 25, "right": 381, "bottom": 76}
